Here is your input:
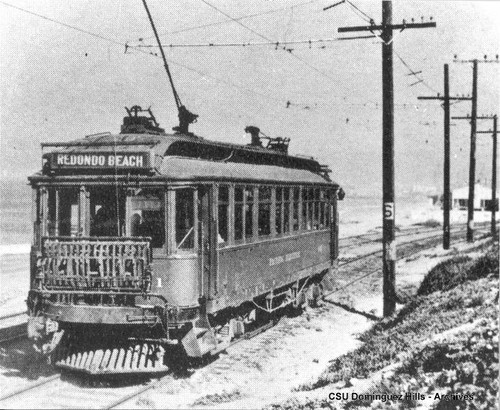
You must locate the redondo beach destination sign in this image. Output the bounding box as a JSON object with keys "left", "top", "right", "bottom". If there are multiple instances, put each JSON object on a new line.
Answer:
{"left": 50, "top": 152, "right": 152, "bottom": 169}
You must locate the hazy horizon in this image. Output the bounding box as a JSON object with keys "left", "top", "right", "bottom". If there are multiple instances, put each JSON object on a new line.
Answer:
{"left": 1, "top": 0, "right": 499, "bottom": 195}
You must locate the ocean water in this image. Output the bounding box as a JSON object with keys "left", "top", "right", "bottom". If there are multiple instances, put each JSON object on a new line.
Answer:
{"left": 0, "top": 181, "right": 31, "bottom": 249}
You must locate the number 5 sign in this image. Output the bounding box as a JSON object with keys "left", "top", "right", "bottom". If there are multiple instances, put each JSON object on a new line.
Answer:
{"left": 384, "top": 202, "right": 394, "bottom": 220}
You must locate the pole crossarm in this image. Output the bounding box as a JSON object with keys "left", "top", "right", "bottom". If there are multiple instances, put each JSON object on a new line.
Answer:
{"left": 453, "top": 116, "right": 495, "bottom": 120}
{"left": 338, "top": 21, "right": 436, "bottom": 33}
{"left": 419, "top": 96, "right": 471, "bottom": 101}
{"left": 454, "top": 58, "right": 499, "bottom": 64}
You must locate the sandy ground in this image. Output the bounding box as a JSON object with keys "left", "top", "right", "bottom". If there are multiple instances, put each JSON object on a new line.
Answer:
{"left": 114, "top": 238, "right": 495, "bottom": 409}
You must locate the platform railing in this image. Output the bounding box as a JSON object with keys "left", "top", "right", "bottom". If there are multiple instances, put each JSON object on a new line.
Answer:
{"left": 40, "top": 236, "right": 151, "bottom": 291}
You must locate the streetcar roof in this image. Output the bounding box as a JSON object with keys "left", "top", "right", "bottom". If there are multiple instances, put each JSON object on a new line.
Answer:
{"left": 33, "top": 132, "right": 337, "bottom": 186}
{"left": 160, "top": 157, "right": 336, "bottom": 185}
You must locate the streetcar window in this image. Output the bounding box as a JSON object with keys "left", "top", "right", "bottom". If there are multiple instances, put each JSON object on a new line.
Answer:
{"left": 302, "top": 187, "right": 308, "bottom": 230}
{"left": 176, "top": 189, "right": 194, "bottom": 249}
{"left": 313, "top": 188, "right": 320, "bottom": 229}
{"left": 325, "top": 190, "right": 332, "bottom": 227}
{"left": 319, "top": 190, "right": 326, "bottom": 228}
{"left": 293, "top": 188, "right": 300, "bottom": 231}
{"left": 258, "top": 186, "right": 271, "bottom": 237}
{"left": 218, "top": 186, "right": 229, "bottom": 244}
{"left": 244, "top": 186, "right": 254, "bottom": 239}
{"left": 128, "top": 189, "right": 164, "bottom": 248}
{"left": 89, "top": 188, "right": 125, "bottom": 237}
{"left": 50, "top": 188, "right": 79, "bottom": 236}
{"left": 308, "top": 188, "right": 314, "bottom": 230}
{"left": 275, "top": 187, "right": 283, "bottom": 235}
{"left": 234, "top": 187, "right": 244, "bottom": 241}
{"left": 283, "top": 187, "right": 290, "bottom": 234}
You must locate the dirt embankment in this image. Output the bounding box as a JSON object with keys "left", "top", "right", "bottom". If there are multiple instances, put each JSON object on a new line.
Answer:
{"left": 268, "top": 244, "right": 499, "bottom": 410}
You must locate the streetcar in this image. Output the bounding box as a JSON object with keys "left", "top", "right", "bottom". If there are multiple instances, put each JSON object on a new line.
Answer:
{"left": 26, "top": 106, "right": 342, "bottom": 373}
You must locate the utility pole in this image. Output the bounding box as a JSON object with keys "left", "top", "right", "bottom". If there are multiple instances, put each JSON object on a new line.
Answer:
{"left": 418, "top": 65, "right": 472, "bottom": 249}
{"left": 338, "top": 1, "right": 436, "bottom": 317}
{"left": 453, "top": 112, "right": 498, "bottom": 239}
{"left": 476, "top": 115, "right": 498, "bottom": 237}
{"left": 453, "top": 55, "right": 499, "bottom": 241}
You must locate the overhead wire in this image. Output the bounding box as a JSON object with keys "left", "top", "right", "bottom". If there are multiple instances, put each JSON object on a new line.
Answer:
{"left": 129, "top": 36, "right": 375, "bottom": 49}
{"left": 142, "top": 0, "right": 321, "bottom": 41}
{"left": 1, "top": 0, "right": 425, "bottom": 133}
{"left": 199, "top": 0, "right": 340, "bottom": 83}
{"left": 342, "top": 0, "right": 441, "bottom": 96}
{"left": 0, "top": 1, "right": 310, "bottom": 113}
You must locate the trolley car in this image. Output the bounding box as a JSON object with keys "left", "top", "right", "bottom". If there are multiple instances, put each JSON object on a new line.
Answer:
{"left": 26, "top": 107, "right": 342, "bottom": 374}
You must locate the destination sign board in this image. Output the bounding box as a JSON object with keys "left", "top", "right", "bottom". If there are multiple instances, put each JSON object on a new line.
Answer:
{"left": 50, "top": 152, "right": 152, "bottom": 169}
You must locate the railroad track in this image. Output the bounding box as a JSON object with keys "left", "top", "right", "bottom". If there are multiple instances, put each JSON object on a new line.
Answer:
{"left": 0, "top": 223, "right": 496, "bottom": 409}
{"left": 327, "top": 223, "right": 496, "bottom": 304}
{"left": 0, "top": 311, "right": 27, "bottom": 344}
{"left": 0, "top": 319, "right": 278, "bottom": 409}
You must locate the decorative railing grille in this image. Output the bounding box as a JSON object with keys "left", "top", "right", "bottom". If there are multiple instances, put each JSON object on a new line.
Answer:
{"left": 40, "top": 237, "right": 151, "bottom": 291}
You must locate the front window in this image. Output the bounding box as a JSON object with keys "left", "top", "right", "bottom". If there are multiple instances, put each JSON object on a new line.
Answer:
{"left": 89, "top": 187, "right": 125, "bottom": 237}
{"left": 175, "top": 188, "right": 195, "bottom": 250}
{"left": 128, "top": 188, "right": 165, "bottom": 248}
{"left": 47, "top": 188, "right": 79, "bottom": 236}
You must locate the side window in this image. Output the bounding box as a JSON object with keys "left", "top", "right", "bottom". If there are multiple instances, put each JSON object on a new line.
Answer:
{"left": 129, "top": 188, "right": 165, "bottom": 248}
{"left": 175, "top": 189, "right": 194, "bottom": 250}
{"left": 235, "top": 187, "right": 244, "bottom": 241}
{"left": 293, "top": 188, "right": 300, "bottom": 231}
{"left": 283, "top": 187, "right": 290, "bottom": 234}
{"left": 218, "top": 186, "right": 229, "bottom": 244}
{"left": 244, "top": 186, "right": 254, "bottom": 240}
{"left": 258, "top": 186, "right": 271, "bottom": 237}
{"left": 325, "top": 190, "right": 332, "bottom": 227}
{"left": 275, "top": 187, "right": 283, "bottom": 235}
{"left": 302, "top": 187, "right": 309, "bottom": 230}
{"left": 307, "top": 188, "right": 314, "bottom": 230}
{"left": 313, "top": 188, "right": 320, "bottom": 229}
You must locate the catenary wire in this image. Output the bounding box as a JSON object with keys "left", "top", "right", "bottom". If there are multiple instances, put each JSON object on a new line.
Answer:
{"left": 199, "top": 0, "right": 340, "bottom": 83}
{"left": 141, "top": 0, "right": 321, "bottom": 41}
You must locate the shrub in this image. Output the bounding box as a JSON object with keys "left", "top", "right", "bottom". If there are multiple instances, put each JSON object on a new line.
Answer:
{"left": 417, "top": 249, "right": 499, "bottom": 296}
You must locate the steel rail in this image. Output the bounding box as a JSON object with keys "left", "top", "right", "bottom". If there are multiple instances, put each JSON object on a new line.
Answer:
{"left": 0, "top": 224, "right": 495, "bottom": 407}
{"left": 324, "top": 226, "right": 495, "bottom": 300}
{"left": 0, "top": 311, "right": 26, "bottom": 321}
{"left": 0, "top": 374, "right": 61, "bottom": 402}
{"left": 104, "top": 319, "right": 278, "bottom": 409}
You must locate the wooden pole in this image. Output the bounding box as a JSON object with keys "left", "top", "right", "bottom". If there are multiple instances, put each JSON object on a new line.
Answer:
{"left": 443, "top": 64, "right": 451, "bottom": 249}
{"left": 467, "top": 60, "right": 478, "bottom": 242}
{"left": 382, "top": 0, "right": 396, "bottom": 317}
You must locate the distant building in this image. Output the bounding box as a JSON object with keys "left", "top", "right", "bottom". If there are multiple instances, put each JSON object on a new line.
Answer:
{"left": 452, "top": 184, "right": 499, "bottom": 211}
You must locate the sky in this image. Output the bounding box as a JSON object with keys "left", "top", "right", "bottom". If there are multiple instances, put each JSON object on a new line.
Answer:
{"left": 0, "top": 0, "right": 499, "bottom": 196}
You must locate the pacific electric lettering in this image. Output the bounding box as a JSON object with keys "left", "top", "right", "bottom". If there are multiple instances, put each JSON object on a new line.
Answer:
{"left": 56, "top": 154, "right": 145, "bottom": 168}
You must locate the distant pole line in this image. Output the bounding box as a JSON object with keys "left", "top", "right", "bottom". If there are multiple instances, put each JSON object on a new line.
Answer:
{"left": 129, "top": 35, "right": 376, "bottom": 50}
{"left": 453, "top": 57, "right": 499, "bottom": 242}
{"left": 459, "top": 115, "right": 498, "bottom": 238}
{"left": 418, "top": 66, "right": 472, "bottom": 250}
{"left": 338, "top": 1, "right": 436, "bottom": 318}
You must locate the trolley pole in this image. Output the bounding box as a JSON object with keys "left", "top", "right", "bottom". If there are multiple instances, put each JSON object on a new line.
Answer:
{"left": 338, "top": 1, "right": 436, "bottom": 317}
{"left": 476, "top": 115, "right": 498, "bottom": 237}
{"left": 418, "top": 65, "right": 471, "bottom": 249}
